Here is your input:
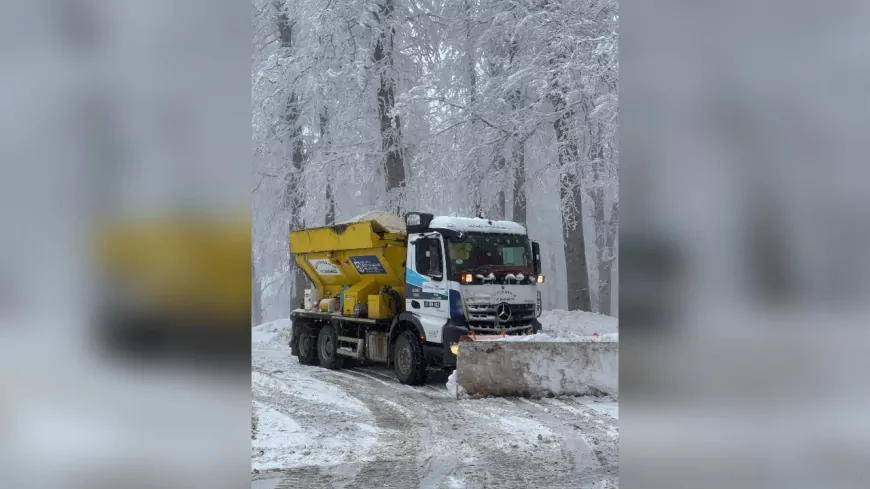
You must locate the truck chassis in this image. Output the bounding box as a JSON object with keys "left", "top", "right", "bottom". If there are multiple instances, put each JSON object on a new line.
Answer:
{"left": 289, "top": 310, "right": 453, "bottom": 385}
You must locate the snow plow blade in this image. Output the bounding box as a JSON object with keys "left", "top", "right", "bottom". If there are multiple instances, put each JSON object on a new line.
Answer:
{"left": 454, "top": 335, "right": 618, "bottom": 398}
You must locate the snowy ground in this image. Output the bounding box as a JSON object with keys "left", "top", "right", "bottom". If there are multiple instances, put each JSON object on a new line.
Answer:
{"left": 251, "top": 319, "right": 294, "bottom": 350}
{"left": 252, "top": 313, "right": 619, "bottom": 488}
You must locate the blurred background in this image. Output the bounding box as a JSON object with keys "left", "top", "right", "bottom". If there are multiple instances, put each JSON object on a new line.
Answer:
{"left": 621, "top": 1, "right": 870, "bottom": 488}
{"left": 0, "top": 1, "right": 251, "bottom": 488}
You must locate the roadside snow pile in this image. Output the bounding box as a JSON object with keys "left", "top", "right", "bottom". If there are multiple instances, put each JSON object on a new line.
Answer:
{"left": 455, "top": 310, "right": 619, "bottom": 397}
{"left": 446, "top": 370, "right": 468, "bottom": 399}
{"left": 252, "top": 319, "right": 293, "bottom": 349}
{"left": 539, "top": 309, "right": 618, "bottom": 340}
{"left": 457, "top": 341, "right": 619, "bottom": 397}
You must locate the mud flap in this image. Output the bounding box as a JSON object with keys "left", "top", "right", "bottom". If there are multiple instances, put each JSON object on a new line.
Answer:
{"left": 454, "top": 338, "right": 618, "bottom": 398}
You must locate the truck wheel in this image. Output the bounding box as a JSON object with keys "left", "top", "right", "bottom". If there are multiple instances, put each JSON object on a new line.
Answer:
{"left": 296, "top": 329, "right": 319, "bottom": 365}
{"left": 394, "top": 330, "right": 427, "bottom": 385}
{"left": 317, "top": 324, "right": 345, "bottom": 369}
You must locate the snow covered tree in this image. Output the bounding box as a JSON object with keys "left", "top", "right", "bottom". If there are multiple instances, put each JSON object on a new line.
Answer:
{"left": 373, "top": 0, "right": 407, "bottom": 212}
{"left": 252, "top": 0, "right": 619, "bottom": 320}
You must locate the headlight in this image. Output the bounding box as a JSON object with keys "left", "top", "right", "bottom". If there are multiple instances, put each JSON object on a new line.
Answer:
{"left": 450, "top": 343, "right": 459, "bottom": 355}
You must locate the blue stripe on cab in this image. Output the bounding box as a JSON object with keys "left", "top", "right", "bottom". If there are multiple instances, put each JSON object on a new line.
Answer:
{"left": 405, "top": 269, "right": 427, "bottom": 288}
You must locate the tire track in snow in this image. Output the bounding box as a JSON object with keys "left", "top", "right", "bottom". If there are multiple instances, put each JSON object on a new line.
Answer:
{"left": 323, "top": 370, "right": 423, "bottom": 489}
{"left": 327, "top": 368, "right": 469, "bottom": 489}
{"left": 355, "top": 366, "right": 452, "bottom": 399}
{"left": 450, "top": 398, "right": 581, "bottom": 488}
{"left": 251, "top": 358, "right": 377, "bottom": 488}
{"left": 338, "top": 368, "right": 395, "bottom": 388}
{"left": 538, "top": 397, "right": 620, "bottom": 482}
{"left": 327, "top": 368, "right": 612, "bottom": 488}
{"left": 253, "top": 349, "right": 619, "bottom": 489}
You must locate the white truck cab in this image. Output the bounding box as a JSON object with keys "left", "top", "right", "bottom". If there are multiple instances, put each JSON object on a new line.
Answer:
{"left": 402, "top": 212, "right": 544, "bottom": 366}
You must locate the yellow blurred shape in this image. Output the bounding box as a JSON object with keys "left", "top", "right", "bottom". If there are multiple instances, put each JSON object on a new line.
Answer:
{"left": 93, "top": 212, "right": 251, "bottom": 321}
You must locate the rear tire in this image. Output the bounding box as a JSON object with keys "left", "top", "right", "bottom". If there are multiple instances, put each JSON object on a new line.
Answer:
{"left": 296, "top": 328, "right": 319, "bottom": 365}
{"left": 317, "top": 324, "right": 345, "bottom": 369}
{"left": 393, "top": 330, "right": 427, "bottom": 385}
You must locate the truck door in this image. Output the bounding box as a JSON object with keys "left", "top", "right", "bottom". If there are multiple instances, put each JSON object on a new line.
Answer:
{"left": 406, "top": 233, "right": 449, "bottom": 342}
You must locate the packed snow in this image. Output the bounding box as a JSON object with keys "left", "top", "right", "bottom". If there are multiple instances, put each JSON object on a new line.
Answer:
{"left": 456, "top": 310, "right": 619, "bottom": 397}
{"left": 253, "top": 341, "right": 619, "bottom": 487}
{"left": 251, "top": 319, "right": 293, "bottom": 350}
{"left": 539, "top": 309, "right": 618, "bottom": 337}
{"left": 339, "top": 211, "right": 406, "bottom": 233}
{"left": 252, "top": 364, "right": 378, "bottom": 472}
{"left": 445, "top": 370, "right": 468, "bottom": 399}
{"left": 428, "top": 215, "right": 527, "bottom": 235}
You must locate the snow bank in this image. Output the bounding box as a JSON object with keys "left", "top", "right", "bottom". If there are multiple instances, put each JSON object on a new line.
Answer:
{"left": 251, "top": 319, "right": 293, "bottom": 349}
{"left": 539, "top": 309, "right": 618, "bottom": 338}
{"left": 445, "top": 370, "right": 468, "bottom": 399}
{"left": 452, "top": 310, "right": 618, "bottom": 398}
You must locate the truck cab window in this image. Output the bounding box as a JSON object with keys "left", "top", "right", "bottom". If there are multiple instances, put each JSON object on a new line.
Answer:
{"left": 429, "top": 239, "right": 443, "bottom": 279}
{"left": 414, "top": 238, "right": 430, "bottom": 273}
{"left": 415, "top": 237, "right": 443, "bottom": 279}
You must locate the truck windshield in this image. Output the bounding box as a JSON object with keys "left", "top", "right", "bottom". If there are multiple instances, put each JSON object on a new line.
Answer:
{"left": 445, "top": 233, "right": 533, "bottom": 278}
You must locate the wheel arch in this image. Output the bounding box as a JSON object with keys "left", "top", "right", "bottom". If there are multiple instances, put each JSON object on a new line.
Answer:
{"left": 388, "top": 313, "right": 426, "bottom": 363}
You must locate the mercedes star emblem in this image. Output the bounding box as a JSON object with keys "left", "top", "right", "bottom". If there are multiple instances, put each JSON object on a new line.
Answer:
{"left": 496, "top": 302, "right": 512, "bottom": 322}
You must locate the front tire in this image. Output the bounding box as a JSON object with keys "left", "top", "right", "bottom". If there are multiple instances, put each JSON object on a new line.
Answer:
{"left": 296, "top": 328, "right": 319, "bottom": 365}
{"left": 317, "top": 324, "right": 344, "bottom": 369}
{"left": 393, "top": 330, "right": 427, "bottom": 385}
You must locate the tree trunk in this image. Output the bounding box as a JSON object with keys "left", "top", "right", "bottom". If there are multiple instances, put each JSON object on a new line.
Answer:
{"left": 493, "top": 150, "right": 507, "bottom": 219}
{"left": 587, "top": 120, "right": 606, "bottom": 313}
{"left": 320, "top": 109, "right": 335, "bottom": 226}
{"left": 598, "top": 200, "right": 618, "bottom": 316}
{"left": 325, "top": 180, "right": 335, "bottom": 225}
{"left": 252, "top": 260, "right": 262, "bottom": 326}
{"left": 508, "top": 38, "right": 526, "bottom": 227}
{"left": 374, "top": 0, "right": 405, "bottom": 213}
{"left": 465, "top": 0, "right": 483, "bottom": 217}
{"left": 586, "top": 118, "right": 617, "bottom": 316}
{"left": 553, "top": 104, "right": 591, "bottom": 311}
{"left": 510, "top": 132, "right": 527, "bottom": 227}
{"left": 560, "top": 174, "right": 591, "bottom": 311}
{"left": 277, "top": 4, "right": 307, "bottom": 310}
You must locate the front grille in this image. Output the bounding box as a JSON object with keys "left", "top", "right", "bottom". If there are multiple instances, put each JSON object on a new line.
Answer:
{"left": 464, "top": 302, "right": 536, "bottom": 334}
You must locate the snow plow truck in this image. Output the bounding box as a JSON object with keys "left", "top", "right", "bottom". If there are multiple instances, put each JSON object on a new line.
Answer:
{"left": 289, "top": 211, "right": 544, "bottom": 385}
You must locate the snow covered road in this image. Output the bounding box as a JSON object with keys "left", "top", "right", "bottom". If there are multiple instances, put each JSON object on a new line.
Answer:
{"left": 252, "top": 345, "right": 618, "bottom": 489}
